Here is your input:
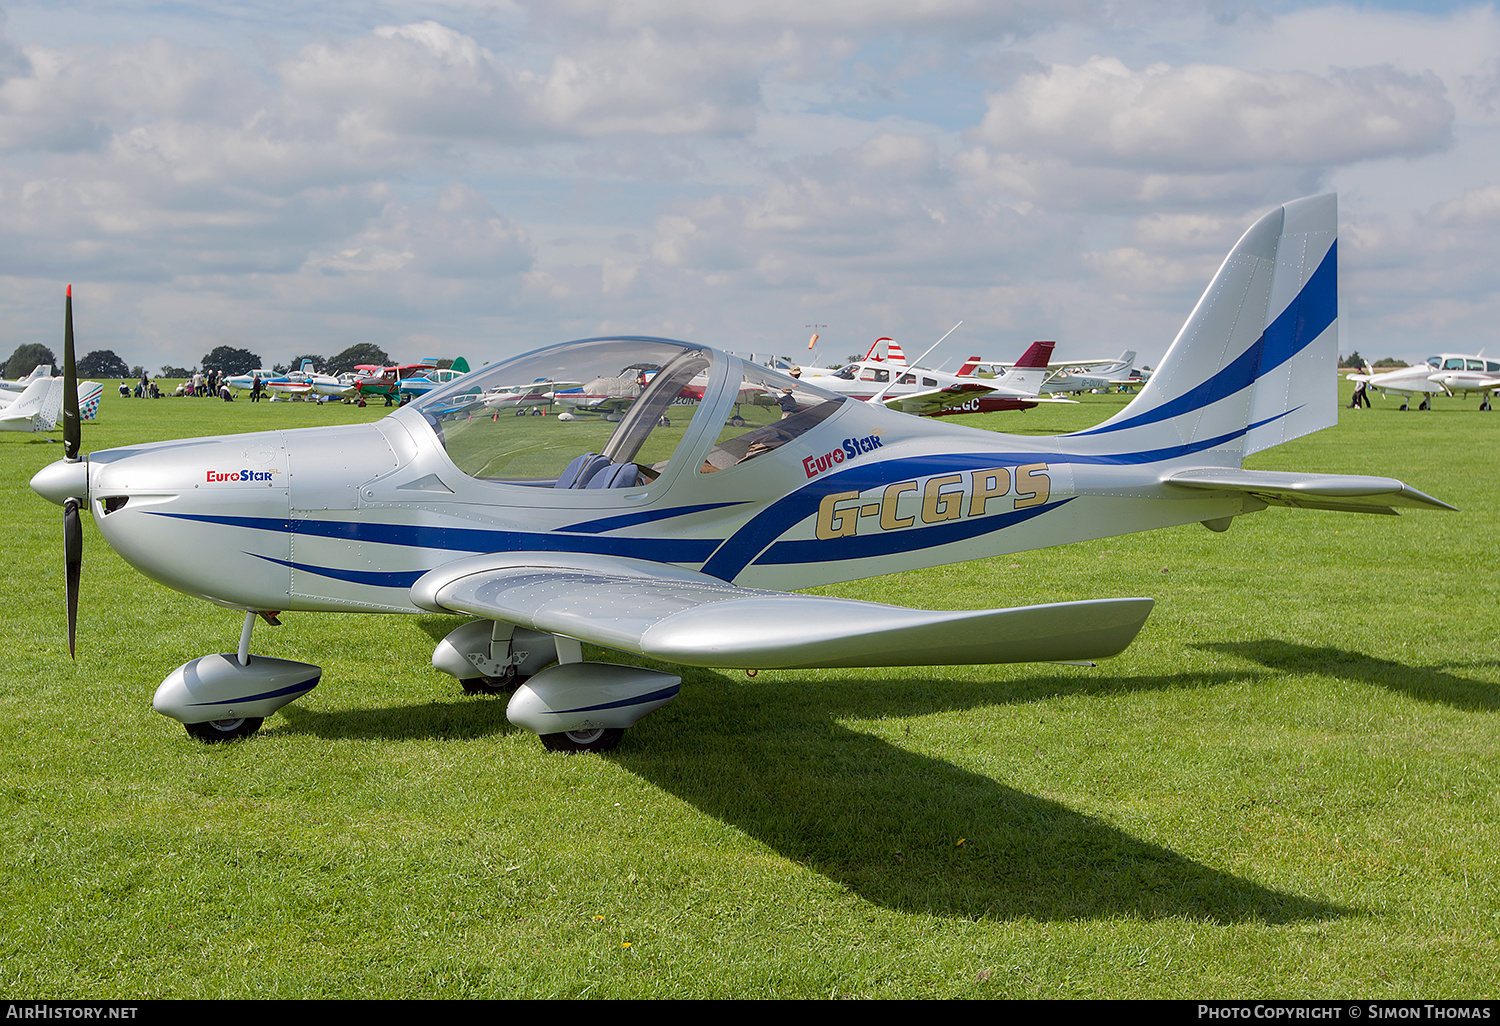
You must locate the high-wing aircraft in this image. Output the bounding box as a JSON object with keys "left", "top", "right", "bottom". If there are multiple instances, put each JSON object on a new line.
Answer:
{"left": 1348, "top": 354, "right": 1500, "bottom": 411}
{"left": 31, "top": 196, "right": 1454, "bottom": 754}
{"left": 1045, "top": 351, "right": 1140, "bottom": 393}
{"left": 972, "top": 350, "right": 1150, "bottom": 393}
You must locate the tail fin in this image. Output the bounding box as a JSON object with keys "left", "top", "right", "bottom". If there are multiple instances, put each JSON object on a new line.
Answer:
{"left": 299, "top": 359, "right": 314, "bottom": 372}
{"left": 78, "top": 381, "right": 102, "bottom": 421}
{"left": 0, "top": 377, "right": 63, "bottom": 431}
{"left": 865, "top": 337, "right": 891, "bottom": 362}
{"left": 997, "top": 340, "right": 1056, "bottom": 395}
{"left": 1074, "top": 194, "right": 1337, "bottom": 463}
{"left": 1014, "top": 341, "right": 1054, "bottom": 369}
{"left": 955, "top": 356, "right": 982, "bottom": 377}
{"left": 886, "top": 342, "right": 906, "bottom": 366}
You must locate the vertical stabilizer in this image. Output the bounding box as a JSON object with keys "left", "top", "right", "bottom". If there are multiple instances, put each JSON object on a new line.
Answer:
{"left": 999, "top": 340, "right": 1056, "bottom": 395}
{"left": 0, "top": 377, "right": 63, "bottom": 432}
{"left": 1073, "top": 195, "right": 1338, "bottom": 465}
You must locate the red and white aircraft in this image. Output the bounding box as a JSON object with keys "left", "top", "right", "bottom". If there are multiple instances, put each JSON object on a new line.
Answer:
{"left": 800, "top": 339, "right": 1075, "bottom": 417}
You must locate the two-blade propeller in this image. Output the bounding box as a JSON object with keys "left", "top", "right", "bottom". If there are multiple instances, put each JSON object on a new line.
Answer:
{"left": 30, "top": 286, "right": 95, "bottom": 657}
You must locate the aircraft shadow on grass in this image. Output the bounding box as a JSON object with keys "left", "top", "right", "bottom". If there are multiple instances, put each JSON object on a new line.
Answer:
{"left": 1197, "top": 640, "right": 1500, "bottom": 713}
{"left": 281, "top": 629, "right": 1346, "bottom": 925}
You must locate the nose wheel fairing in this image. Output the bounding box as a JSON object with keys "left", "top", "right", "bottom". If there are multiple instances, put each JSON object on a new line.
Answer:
{"left": 153, "top": 653, "right": 321, "bottom": 737}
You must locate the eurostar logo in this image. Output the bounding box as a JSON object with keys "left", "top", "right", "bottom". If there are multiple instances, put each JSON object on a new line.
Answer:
{"left": 206, "top": 468, "right": 280, "bottom": 483}
{"left": 803, "top": 432, "right": 884, "bottom": 478}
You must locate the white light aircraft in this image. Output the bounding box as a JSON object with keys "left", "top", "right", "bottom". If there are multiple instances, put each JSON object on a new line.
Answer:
{"left": 803, "top": 337, "right": 1075, "bottom": 417}
{"left": 1044, "top": 351, "right": 1142, "bottom": 393}
{"left": 1349, "top": 355, "right": 1500, "bottom": 411}
{"left": 32, "top": 196, "right": 1453, "bottom": 754}
{"left": 0, "top": 366, "right": 101, "bottom": 432}
{"left": 2, "top": 364, "right": 55, "bottom": 393}
{"left": 225, "top": 369, "right": 276, "bottom": 392}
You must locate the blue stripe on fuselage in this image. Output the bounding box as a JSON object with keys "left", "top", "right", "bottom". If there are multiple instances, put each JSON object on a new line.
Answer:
{"left": 147, "top": 511, "right": 721, "bottom": 565}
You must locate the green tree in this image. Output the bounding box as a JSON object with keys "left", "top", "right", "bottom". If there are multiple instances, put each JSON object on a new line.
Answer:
{"left": 5, "top": 343, "right": 57, "bottom": 379}
{"left": 326, "top": 342, "right": 391, "bottom": 376}
{"left": 78, "top": 349, "right": 131, "bottom": 378}
{"left": 160, "top": 365, "right": 192, "bottom": 378}
{"left": 1338, "top": 350, "right": 1364, "bottom": 368}
{"left": 200, "top": 345, "right": 262, "bottom": 376}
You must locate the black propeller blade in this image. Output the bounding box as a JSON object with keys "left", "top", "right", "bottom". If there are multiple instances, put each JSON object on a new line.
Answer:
{"left": 63, "top": 284, "right": 79, "bottom": 461}
{"left": 62, "top": 285, "right": 82, "bottom": 657}
{"left": 64, "top": 497, "right": 81, "bottom": 658}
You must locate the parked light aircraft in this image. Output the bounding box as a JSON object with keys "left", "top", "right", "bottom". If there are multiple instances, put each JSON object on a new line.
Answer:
{"left": 224, "top": 369, "right": 276, "bottom": 393}
{"left": 354, "top": 362, "right": 444, "bottom": 403}
{"left": 2, "top": 364, "right": 55, "bottom": 393}
{"left": 0, "top": 372, "right": 100, "bottom": 432}
{"left": 1045, "top": 351, "right": 1141, "bottom": 393}
{"left": 32, "top": 197, "right": 1454, "bottom": 753}
{"left": 399, "top": 359, "right": 471, "bottom": 400}
{"left": 1349, "top": 355, "right": 1500, "bottom": 411}
{"left": 972, "top": 350, "right": 1150, "bottom": 393}
{"left": 802, "top": 339, "right": 1075, "bottom": 417}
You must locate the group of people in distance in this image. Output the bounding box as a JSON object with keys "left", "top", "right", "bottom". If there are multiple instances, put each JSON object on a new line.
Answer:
{"left": 116, "top": 368, "right": 236, "bottom": 400}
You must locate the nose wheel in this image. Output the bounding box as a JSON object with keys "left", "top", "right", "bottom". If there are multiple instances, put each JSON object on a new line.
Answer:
{"left": 183, "top": 717, "right": 264, "bottom": 742}
{"left": 540, "top": 727, "right": 624, "bottom": 754}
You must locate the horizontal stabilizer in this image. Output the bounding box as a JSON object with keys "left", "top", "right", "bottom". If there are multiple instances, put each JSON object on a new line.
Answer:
{"left": 413, "top": 553, "right": 1154, "bottom": 669}
{"left": 1164, "top": 468, "right": 1457, "bottom": 515}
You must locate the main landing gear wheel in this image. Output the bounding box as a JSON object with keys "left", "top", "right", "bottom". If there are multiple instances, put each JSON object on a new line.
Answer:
{"left": 1419, "top": 397, "right": 1431, "bottom": 411}
{"left": 460, "top": 669, "right": 524, "bottom": 695}
{"left": 183, "top": 717, "right": 264, "bottom": 742}
{"left": 540, "top": 727, "right": 624, "bottom": 754}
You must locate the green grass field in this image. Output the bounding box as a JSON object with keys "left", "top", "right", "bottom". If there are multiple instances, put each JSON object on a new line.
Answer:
{"left": 1, "top": 382, "right": 1495, "bottom": 998}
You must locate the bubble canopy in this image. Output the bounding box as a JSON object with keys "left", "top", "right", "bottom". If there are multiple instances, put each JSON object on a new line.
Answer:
{"left": 407, "top": 337, "right": 847, "bottom": 488}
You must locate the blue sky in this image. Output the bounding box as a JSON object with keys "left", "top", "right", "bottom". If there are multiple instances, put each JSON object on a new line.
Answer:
{"left": 0, "top": 1, "right": 1496, "bottom": 372}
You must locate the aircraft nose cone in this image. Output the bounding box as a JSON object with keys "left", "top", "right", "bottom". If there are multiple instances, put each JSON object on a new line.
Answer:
{"left": 31, "top": 458, "right": 88, "bottom": 506}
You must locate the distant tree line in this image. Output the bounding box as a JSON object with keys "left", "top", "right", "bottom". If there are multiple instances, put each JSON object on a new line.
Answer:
{"left": 6, "top": 340, "right": 456, "bottom": 380}
{"left": 1339, "top": 351, "right": 1409, "bottom": 369}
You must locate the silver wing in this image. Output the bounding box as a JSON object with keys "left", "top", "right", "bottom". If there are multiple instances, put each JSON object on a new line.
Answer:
{"left": 412, "top": 552, "right": 1154, "bottom": 669}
